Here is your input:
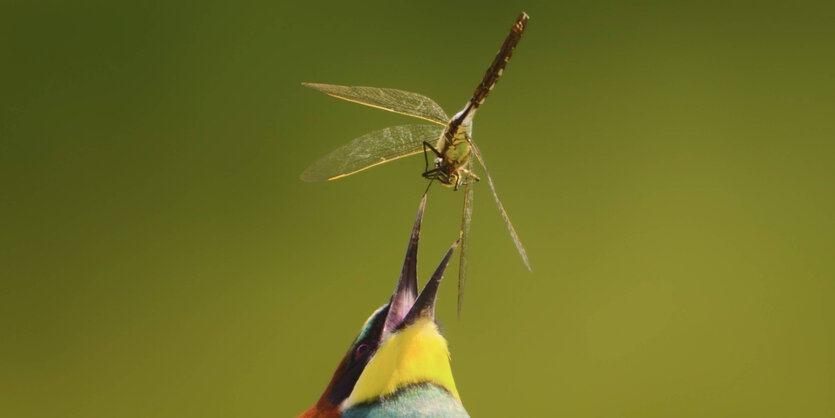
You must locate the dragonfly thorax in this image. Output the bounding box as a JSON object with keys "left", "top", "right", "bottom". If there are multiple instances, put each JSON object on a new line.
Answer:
{"left": 424, "top": 118, "right": 475, "bottom": 188}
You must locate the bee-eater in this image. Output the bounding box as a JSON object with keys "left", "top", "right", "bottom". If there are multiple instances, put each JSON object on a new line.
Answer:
{"left": 299, "top": 195, "right": 469, "bottom": 417}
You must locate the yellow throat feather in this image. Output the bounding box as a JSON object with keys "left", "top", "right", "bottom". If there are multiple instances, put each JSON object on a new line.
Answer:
{"left": 342, "top": 318, "right": 460, "bottom": 408}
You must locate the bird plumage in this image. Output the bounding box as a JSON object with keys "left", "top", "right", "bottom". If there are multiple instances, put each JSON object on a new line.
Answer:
{"left": 343, "top": 318, "right": 460, "bottom": 408}
{"left": 299, "top": 305, "right": 390, "bottom": 418}
{"left": 342, "top": 384, "right": 468, "bottom": 418}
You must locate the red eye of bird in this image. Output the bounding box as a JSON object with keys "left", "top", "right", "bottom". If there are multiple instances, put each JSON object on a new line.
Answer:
{"left": 355, "top": 343, "right": 371, "bottom": 358}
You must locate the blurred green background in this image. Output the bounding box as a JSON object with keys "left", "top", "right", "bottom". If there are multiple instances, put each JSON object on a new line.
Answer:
{"left": 2, "top": 1, "right": 834, "bottom": 416}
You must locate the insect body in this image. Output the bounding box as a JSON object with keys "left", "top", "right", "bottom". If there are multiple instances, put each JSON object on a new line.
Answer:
{"left": 302, "top": 13, "right": 532, "bottom": 312}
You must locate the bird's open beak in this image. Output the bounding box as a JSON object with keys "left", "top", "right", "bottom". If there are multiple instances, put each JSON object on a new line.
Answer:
{"left": 384, "top": 194, "right": 460, "bottom": 334}
{"left": 401, "top": 237, "right": 459, "bottom": 328}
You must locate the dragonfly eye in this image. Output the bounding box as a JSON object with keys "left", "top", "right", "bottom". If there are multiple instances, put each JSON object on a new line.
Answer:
{"left": 354, "top": 343, "right": 371, "bottom": 358}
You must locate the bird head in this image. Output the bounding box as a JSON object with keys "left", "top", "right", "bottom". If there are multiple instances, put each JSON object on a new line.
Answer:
{"left": 300, "top": 195, "right": 461, "bottom": 417}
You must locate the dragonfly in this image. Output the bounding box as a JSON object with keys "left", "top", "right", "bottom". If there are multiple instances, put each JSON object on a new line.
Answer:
{"left": 301, "top": 13, "right": 532, "bottom": 312}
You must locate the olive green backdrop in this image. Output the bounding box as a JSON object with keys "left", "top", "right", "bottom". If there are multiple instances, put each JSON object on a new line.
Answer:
{"left": 2, "top": 1, "right": 833, "bottom": 417}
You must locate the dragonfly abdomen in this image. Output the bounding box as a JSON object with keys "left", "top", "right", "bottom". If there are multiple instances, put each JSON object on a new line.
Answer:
{"left": 470, "top": 12, "right": 528, "bottom": 110}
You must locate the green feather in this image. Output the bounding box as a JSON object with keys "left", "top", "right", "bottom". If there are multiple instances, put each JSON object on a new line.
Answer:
{"left": 342, "top": 383, "right": 469, "bottom": 417}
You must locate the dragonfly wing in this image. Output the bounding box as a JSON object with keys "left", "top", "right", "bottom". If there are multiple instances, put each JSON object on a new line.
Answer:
{"left": 300, "top": 124, "right": 445, "bottom": 182}
{"left": 458, "top": 163, "right": 474, "bottom": 316}
{"left": 302, "top": 83, "right": 450, "bottom": 126}
{"left": 468, "top": 139, "right": 532, "bottom": 271}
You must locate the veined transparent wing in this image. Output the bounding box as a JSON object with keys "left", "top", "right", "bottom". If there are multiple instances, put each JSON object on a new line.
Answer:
{"left": 301, "top": 124, "right": 445, "bottom": 182}
{"left": 457, "top": 161, "right": 474, "bottom": 316}
{"left": 302, "top": 83, "right": 450, "bottom": 126}
{"left": 468, "top": 139, "right": 532, "bottom": 271}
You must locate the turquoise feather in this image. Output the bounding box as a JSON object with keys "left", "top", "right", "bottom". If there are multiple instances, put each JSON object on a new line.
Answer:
{"left": 342, "top": 383, "right": 469, "bottom": 417}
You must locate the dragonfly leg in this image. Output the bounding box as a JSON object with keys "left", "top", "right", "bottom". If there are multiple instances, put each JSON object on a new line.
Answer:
{"left": 453, "top": 172, "right": 463, "bottom": 191}
{"left": 459, "top": 168, "right": 481, "bottom": 185}
{"left": 423, "top": 166, "right": 456, "bottom": 186}
{"left": 422, "top": 166, "right": 442, "bottom": 180}
{"left": 422, "top": 141, "right": 450, "bottom": 183}
{"left": 422, "top": 141, "right": 442, "bottom": 172}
